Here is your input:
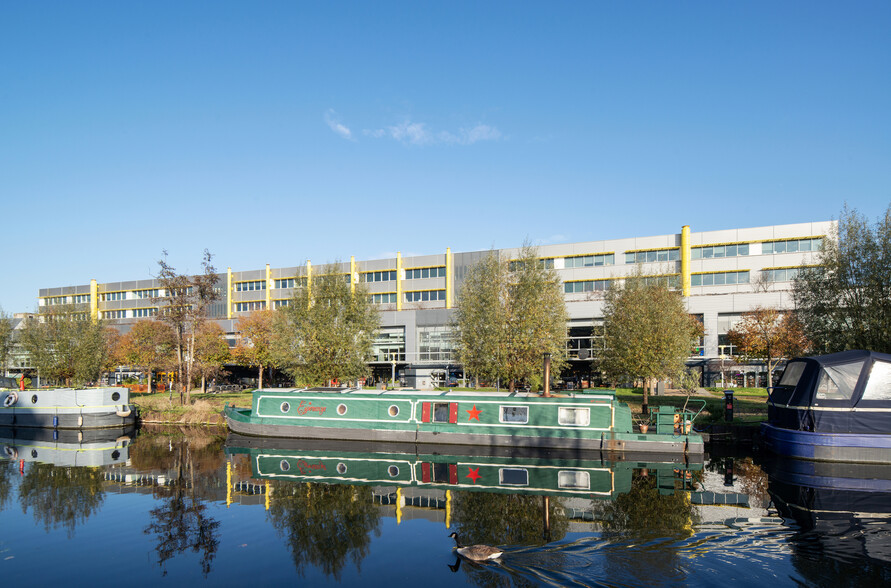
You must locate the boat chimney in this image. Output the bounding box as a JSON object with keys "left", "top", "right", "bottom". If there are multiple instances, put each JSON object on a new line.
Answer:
{"left": 542, "top": 353, "right": 551, "bottom": 397}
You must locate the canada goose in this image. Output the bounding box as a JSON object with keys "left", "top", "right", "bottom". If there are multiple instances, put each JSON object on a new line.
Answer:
{"left": 448, "top": 532, "right": 503, "bottom": 561}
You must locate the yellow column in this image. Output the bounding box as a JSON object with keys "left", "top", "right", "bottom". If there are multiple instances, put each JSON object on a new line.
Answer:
{"left": 681, "top": 225, "right": 691, "bottom": 297}
{"left": 226, "top": 268, "right": 232, "bottom": 319}
{"left": 226, "top": 460, "right": 232, "bottom": 508}
{"left": 445, "top": 247, "right": 453, "bottom": 309}
{"left": 445, "top": 489, "right": 451, "bottom": 529}
{"left": 396, "top": 487, "right": 403, "bottom": 525}
{"left": 90, "top": 279, "right": 98, "bottom": 322}
{"left": 396, "top": 252, "right": 403, "bottom": 311}
{"left": 350, "top": 256, "right": 356, "bottom": 294}
{"left": 265, "top": 263, "right": 271, "bottom": 309}
{"left": 265, "top": 480, "right": 271, "bottom": 511}
{"left": 306, "top": 260, "right": 312, "bottom": 296}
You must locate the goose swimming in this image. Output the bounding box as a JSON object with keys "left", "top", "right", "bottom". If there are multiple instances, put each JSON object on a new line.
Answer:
{"left": 448, "top": 532, "right": 503, "bottom": 561}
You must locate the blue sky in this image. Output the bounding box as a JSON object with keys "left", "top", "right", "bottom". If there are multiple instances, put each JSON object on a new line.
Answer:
{"left": 2, "top": 1, "right": 889, "bottom": 313}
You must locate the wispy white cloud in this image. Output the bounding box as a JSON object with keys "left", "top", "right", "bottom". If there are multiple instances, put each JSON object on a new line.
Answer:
{"left": 365, "top": 119, "right": 501, "bottom": 146}
{"left": 324, "top": 109, "right": 354, "bottom": 141}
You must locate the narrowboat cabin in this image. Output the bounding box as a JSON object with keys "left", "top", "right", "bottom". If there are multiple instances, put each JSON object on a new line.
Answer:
{"left": 761, "top": 350, "right": 891, "bottom": 463}
{"left": 0, "top": 385, "right": 137, "bottom": 430}
{"left": 223, "top": 387, "right": 704, "bottom": 455}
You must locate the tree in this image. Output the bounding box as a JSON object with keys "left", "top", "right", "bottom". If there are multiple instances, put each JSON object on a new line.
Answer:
{"left": 155, "top": 250, "right": 220, "bottom": 404}
{"left": 193, "top": 321, "right": 230, "bottom": 392}
{"left": 726, "top": 307, "right": 810, "bottom": 388}
{"left": 19, "top": 306, "right": 109, "bottom": 386}
{"left": 794, "top": 204, "right": 891, "bottom": 354}
{"left": 271, "top": 267, "right": 378, "bottom": 386}
{"left": 119, "top": 320, "right": 177, "bottom": 395}
{"left": 601, "top": 279, "right": 702, "bottom": 413}
{"left": 455, "top": 245, "right": 568, "bottom": 392}
{"left": 233, "top": 309, "right": 275, "bottom": 388}
{"left": 0, "top": 308, "right": 13, "bottom": 376}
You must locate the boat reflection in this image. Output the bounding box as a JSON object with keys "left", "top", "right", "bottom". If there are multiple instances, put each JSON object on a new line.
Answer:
{"left": 763, "top": 455, "right": 891, "bottom": 581}
{"left": 0, "top": 425, "right": 134, "bottom": 467}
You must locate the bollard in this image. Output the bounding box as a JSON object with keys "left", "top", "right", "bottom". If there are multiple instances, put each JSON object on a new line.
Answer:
{"left": 723, "top": 390, "right": 734, "bottom": 422}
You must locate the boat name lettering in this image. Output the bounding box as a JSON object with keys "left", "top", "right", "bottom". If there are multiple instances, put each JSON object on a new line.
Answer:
{"left": 296, "top": 459, "right": 326, "bottom": 474}
{"left": 297, "top": 400, "right": 327, "bottom": 416}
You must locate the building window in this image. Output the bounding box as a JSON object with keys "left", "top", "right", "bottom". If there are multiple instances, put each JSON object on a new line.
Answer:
{"left": 500, "top": 406, "right": 528, "bottom": 424}
{"left": 558, "top": 407, "right": 590, "bottom": 426}
{"left": 762, "top": 267, "right": 802, "bottom": 283}
{"left": 372, "top": 327, "right": 405, "bottom": 362}
{"left": 235, "top": 301, "right": 266, "bottom": 312}
{"left": 405, "top": 290, "right": 446, "bottom": 303}
{"left": 273, "top": 300, "right": 291, "bottom": 309}
{"left": 405, "top": 266, "right": 446, "bottom": 279}
{"left": 101, "top": 291, "right": 125, "bottom": 302}
{"left": 73, "top": 294, "right": 91, "bottom": 304}
{"left": 418, "top": 326, "right": 456, "bottom": 362}
{"left": 133, "top": 308, "right": 158, "bottom": 318}
{"left": 762, "top": 237, "right": 823, "bottom": 254}
{"left": 235, "top": 280, "right": 266, "bottom": 292}
{"left": 102, "top": 310, "right": 126, "bottom": 319}
{"left": 361, "top": 270, "right": 397, "bottom": 282}
{"left": 564, "top": 280, "right": 612, "bottom": 294}
{"left": 133, "top": 289, "right": 159, "bottom": 299}
{"left": 691, "top": 243, "right": 750, "bottom": 260}
{"left": 565, "top": 253, "right": 615, "bottom": 268}
{"left": 624, "top": 248, "right": 680, "bottom": 264}
{"left": 509, "top": 259, "right": 554, "bottom": 271}
{"left": 369, "top": 293, "right": 397, "bottom": 304}
{"left": 691, "top": 271, "right": 750, "bottom": 286}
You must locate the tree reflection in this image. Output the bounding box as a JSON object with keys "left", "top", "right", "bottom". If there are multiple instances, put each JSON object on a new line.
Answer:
{"left": 0, "top": 460, "right": 15, "bottom": 512}
{"left": 18, "top": 462, "right": 105, "bottom": 537}
{"left": 452, "top": 492, "right": 568, "bottom": 547}
{"left": 266, "top": 481, "right": 381, "bottom": 580}
{"left": 143, "top": 435, "right": 221, "bottom": 577}
{"left": 595, "top": 472, "right": 697, "bottom": 538}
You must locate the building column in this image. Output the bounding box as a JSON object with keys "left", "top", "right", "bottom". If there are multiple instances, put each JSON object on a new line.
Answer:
{"left": 350, "top": 256, "right": 356, "bottom": 294}
{"left": 90, "top": 279, "right": 98, "bottom": 321}
{"left": 306, "top": 260, "right": 313, "bottom": 297}
{"left": 681, "top": 225, "right": 691, "bottom": 297}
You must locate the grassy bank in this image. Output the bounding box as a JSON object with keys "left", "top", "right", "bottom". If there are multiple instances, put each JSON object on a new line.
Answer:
{"left": 132, "top": 390, "right": 254, "bottom": 425}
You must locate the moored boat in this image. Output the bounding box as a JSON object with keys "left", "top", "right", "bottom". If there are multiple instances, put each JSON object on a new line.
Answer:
{"left": 223, "top": 387, "right": 704, "bottom": 455}
{"left": 761, "top": 350, "right": 891, "bottom": 463}
{"left": 0, "top": 386, "right": 137, "bottom": 430}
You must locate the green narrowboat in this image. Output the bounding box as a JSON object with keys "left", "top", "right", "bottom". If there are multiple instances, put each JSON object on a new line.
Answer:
{"left": 223, "top": 387, "right": 705, "bottom": 455}
{"left": 224, "top": 434, "right": 702, "bottom": 498}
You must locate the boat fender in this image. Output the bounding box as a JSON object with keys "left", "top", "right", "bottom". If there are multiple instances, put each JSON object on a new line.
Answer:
{"left": 116, "top": 407, "right": 132, "bottom": 418}
{"left": 3, "top": 392, "right": 17, "bottom": 407}
{"left": 3, "top": 445, "right": 17, "bottom": 459}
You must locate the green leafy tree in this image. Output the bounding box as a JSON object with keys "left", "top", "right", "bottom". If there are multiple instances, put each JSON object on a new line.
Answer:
{"left": 119, "top": 319, "right": 176, "bottom": 393}
{"left": 0, "top": 308, "right": 13, "bottom": 375}
{"left": 271, "top": 267, "right": 378, "bottom": 386}
{"left": 19, "top": 306, "right": 109, "bottom": 386}
{"left": 155, "top": 249, "right": 220, "bottom": 404}
{"left": 794, "top": 204, "right": 891, "bottom": 354}
{"left": 601, "top": 279, "right": 702, "bottom": 413}
{"left": 727, "top": 307, "right": 811, "bottom": 388}
{"left": 455, "top": 245, "right": 568, "bottom": 392}
{"left": 233, "top": 309, "right": 276, "bottom": 388}
{"left": 267, "top": 481, "right": 381, "bottom": 580}
{"left": 193, "top": 321, "right": 230, "bottom": 392}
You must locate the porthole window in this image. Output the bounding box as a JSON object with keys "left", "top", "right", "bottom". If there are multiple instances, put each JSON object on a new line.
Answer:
{"left": 111, "top": 392, "right": 121, "bottom": 402}
{"left": 111, "top": 450, "right": 121, "bottom": 461}
{"left": 31, "top": 449, "right": 38, "bottom": 459}
{"left": 336, "top": 462, "right": 348, "bottom": 474}
{"left": 31, "top": 395, "right": 38, "bottom": 404}
{"left": 337, "top": 404, "right": 348, "bottom": 415}
{"left": 281, "top": 402, "right": 290, "bottom": 413}
{"left": 388, "top": 405, "right": 399, "bottom": 417}
{"left": 280, "top": 460, "right": 291, "bottom": 472}
{"left": 388, "top": 465, "right": 400, "bottom": 477}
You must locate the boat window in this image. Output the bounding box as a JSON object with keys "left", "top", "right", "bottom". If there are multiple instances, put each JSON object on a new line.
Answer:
{"left": 336, "top": 463, "right": 347, "bottom": 474}
{"left": 281, "top": 402, "right": 290, "bottom": 413}
{"left": 31, "top": 395, "right": 38, "bottom": 404}
{"left": 280, "top": 460, "right": 290, "bottom": 472}
{"left": 111, "top": 392, "right": 121, "bottom": 401}
{"left": 815, "top": 361, "right": 863, "bottom": 401}
{"left": 862, "top": 361, "right": 891, "bottom": 401}
{"left": 778, "top": 361, "right": 806, "bottom": 387}
{"left": 388, "top": 405, "right": 400, "bottom": 417}
{"left": 558, "top": 470, "right": 590, "bottom": 490}
{"left": 558, "top": 407, "right": 590, "bottom": 426}
{"left": 499, "top": 468, "right": 529, "bottom": 486}
{"left": 337, "top": 404, "right": 348, "bottom": 415}
{"left": 500, "top": 405, "right": 528, "bottom": 424}
{"left": 433, "top": 403, "right": 450, "bottom": 423}
{"left": 388, "top": 465, "right": 400, "bottom": 477}
{"left": 432, "top": 462, "right": 451, "bottom": 483}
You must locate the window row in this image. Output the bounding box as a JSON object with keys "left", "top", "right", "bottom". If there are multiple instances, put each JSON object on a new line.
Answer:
{"left": 692, "top": 243, "right": 749, "bottom": 260}
{"left": 133, "top": 289, "right": 158, "bottom": 299}
{"left": 370, "top": 293, "right": 397, "bottom": 304}
{"left": 235, "top": 301, "right": 266, "bottom": 312}
{"left": 762, "top": 268, "right": 801, "bottom": 282}
{"left": 133, "top": 308, "right": 158, "bottom": 318}
{"left": 691, "top": 271, "right": 750, "bottom": 286}
{"left": 565, "top": 253, "right": 615, "bottom": 268}
{"left": 274, "top": 277, "right": 308, "bottom": 289}
{"left": 235, "top": 280, "right": 266, "bottom": 292}
{"left": 102, "top": 310, "right": 126, "bottom": 319}
{"left": 406, "top": 266, "right": 446, "bottom": 280}
{"left": 362, "top": 270, "right": 397, "bottom": 283}
{"left": 625, "top": 248, "right": 680, "bottom": 264}
{"left": 633, "top": 275, "right": 681, "bottom": 289}
{"left": 405, "top": 290, "right": 446, "bottom": 303}
{"left": 762, "top": 238, "right": 822, "bottom": 254}
{"left": 509, "top": 259, "right": 555, "bottom": 271}
{"left": 564, "top": 280, "right": 612, "bottom": 293}
{"left": 101, "top": 291, "right": 126, "bottom": 301}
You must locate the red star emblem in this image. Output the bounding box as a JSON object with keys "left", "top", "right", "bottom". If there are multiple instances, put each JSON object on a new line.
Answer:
{"left": 466, "top": 467, "right": 481, "bottom": 484}
{"left": 466, "top": 404, "right": 482, "bottom": 421}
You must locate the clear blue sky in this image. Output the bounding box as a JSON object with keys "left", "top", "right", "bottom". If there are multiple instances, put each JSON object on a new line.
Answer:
{"left": 2, "top": 1, "right": 889, "bottom": 313}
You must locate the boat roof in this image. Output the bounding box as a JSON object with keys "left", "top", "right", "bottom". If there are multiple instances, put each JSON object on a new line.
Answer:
{"left": 255, "top": 387, "right": 616, "bottom": 399}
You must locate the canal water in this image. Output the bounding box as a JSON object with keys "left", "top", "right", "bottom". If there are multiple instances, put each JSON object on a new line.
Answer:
{"left": 1, "top": 426, "right": 889, "bottom": 587}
